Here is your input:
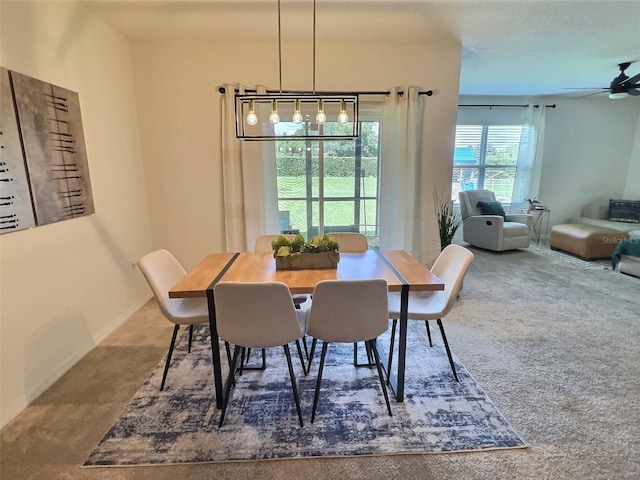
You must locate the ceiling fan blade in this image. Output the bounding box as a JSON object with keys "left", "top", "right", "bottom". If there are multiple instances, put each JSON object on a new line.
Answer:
{"left": 580, "top": 91, "right": 607, "bottom": 98}
{"left": 628, "top": 89, "right": 640, "bottom": 96}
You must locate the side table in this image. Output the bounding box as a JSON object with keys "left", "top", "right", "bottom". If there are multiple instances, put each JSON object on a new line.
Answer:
{"left": 522, "top": 208, "right": 551, "bottom": 245}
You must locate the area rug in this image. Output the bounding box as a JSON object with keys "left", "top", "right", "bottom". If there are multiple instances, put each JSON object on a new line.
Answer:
{"left": 84, "top": 323, "right": 526, "bottom": 467}
{"left": 529, "top": 243, "right": 611, "bottom": 270}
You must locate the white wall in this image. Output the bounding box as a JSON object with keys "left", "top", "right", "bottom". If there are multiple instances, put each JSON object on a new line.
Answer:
{"left": 131, "top": 39, "right": 462, "bottom": 268}
{"left": 0, "top": 1, "right": 153, "bottom": 427}
{"left": 624, "top": 108, "right": 640, "bottom": 198}
{"left": 540, "top": 97, "right": 640, "bottom": 224}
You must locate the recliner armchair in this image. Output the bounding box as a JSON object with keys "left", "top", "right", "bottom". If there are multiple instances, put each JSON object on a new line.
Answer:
{"left": 458, "top": 189, "right": 532, "bottom": 252}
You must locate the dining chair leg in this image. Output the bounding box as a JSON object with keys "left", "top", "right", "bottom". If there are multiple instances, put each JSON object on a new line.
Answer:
{"left": 365, "top": 341, "right": 374, "bottom": 366}
{"left": 223, "top": 341, "right": 236, "bottom": 387}
{"left": 219, "top": 345, "right": 242, "bottom": 427}
{"left": 425, "top": 320, "right": 433, "bottom": 347}
{"left": 241, "top": 348, "right": 266, "bottom": 371}
{"left": 307, "top": 337, "right": 318, "bottom": 373}
{"left": 368, "top": 339, "right": 392, "bottom": 416}
{"left": 188, "top": 325, "right": 194, "bottom": 353}
{"left": 295, "top": 339, "right": 307, "bottom": 375}
{"left": 160, "top": 324, "right": 180, "bottom": 391}
{"left": 311, "top": 341, "right": 329, "bottom": 423}
{"left": 353, "top": 342, "right": 375, "bottom": 367}
{"left": 387, "top": 319, "right": 397, "bottom": 382}
{"left": 283, "top": 344, "right": 304, "bottom": 427}
{"left": 239, "top": 348, "right": 247, "bottom": 375}
{"left": 224, "top": 341, "right": 232, "bottom": 369}
{"left": 437, "top": 319, "right": 459, "bottom": 382}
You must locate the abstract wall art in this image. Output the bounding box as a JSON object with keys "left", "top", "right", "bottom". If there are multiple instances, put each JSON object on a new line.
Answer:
{"left": 0, "top": 67, "right": 94, "bottom": 234}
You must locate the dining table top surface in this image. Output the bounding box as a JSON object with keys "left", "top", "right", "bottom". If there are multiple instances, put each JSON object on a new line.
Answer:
{"left": 169, "top": 249, "right": 444, "bottom": 298}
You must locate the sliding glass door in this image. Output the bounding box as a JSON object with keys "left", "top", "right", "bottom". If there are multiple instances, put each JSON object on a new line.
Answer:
{"left": 275, "top": 121, "right": 381, "bottom": 240}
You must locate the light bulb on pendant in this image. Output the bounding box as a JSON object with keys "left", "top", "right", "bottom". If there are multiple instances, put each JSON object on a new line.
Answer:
{"left": 292, "top": 99, "right": 303, "bottom": 124}
{"left": 316, "top": 99, "right": 326, "bottom": 124}
{"left": 246, "top": 100, "right": 258, "bottom": 126}
{"left": 269, "top": 99, "right": 280, "bottom": 124}
{"left": 338, "top": 99, "right": 349, "bottom": 124}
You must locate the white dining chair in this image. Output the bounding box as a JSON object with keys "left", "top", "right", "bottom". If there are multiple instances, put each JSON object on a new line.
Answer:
{"left": 324, "top": 231, "right": 371, "bottom": 363}
{"left": 214, "top": 281, "right": 307, "bottom": 427}
{"left": 255, "top": 234, "right": 308, "bottom": 308}
{"left": 254, "top": 234, "right": 310, "bottom": 361}
{"left": 387, "top": 244, "right": 474, "bottom": 382}
{"left": 254, "top": 233, "right": 295, "bottom": 254}
{"left": 324, "top": 232, "right": 368, "bottom": 252}
{"left": 137, "top": 249, "right": 209, "bottom": 391}
{"left": 306, "top": 279, "right": 392, "bottom": 423}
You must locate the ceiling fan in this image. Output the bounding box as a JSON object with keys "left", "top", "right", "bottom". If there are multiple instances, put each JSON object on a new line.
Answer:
{"left": 569, "top": 62, "right": 640, "bottom": 99}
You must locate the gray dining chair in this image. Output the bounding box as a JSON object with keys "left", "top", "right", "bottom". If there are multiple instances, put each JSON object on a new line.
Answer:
{"left": 214, "top": 281, "right": 307, "bottom": 427}
{"left": 137, "top": 249, "right": 209, "bottom": 391}
{"left": 387, "top": 244, "right": 474, "bottom": 381}
{"left": 306, "top": 279, "right": 392, "bottom": 423}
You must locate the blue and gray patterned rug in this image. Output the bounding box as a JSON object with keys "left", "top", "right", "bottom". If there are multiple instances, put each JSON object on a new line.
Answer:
{"left": 84, "top": 323, "right": 525, "bottom": 466}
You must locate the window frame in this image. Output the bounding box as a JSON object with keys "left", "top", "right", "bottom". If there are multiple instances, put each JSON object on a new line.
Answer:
{"left": 275, "top": 108, "right": 382, "bottom": 238}
{"left": 454, "top": 124, "right": 526, "bottom": 205}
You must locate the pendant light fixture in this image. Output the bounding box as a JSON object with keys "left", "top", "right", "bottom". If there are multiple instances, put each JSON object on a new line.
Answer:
{"left": 235, "top": 0, "right": 359, "bottom": 140}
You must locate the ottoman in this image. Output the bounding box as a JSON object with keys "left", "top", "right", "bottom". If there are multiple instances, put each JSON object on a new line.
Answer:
{"left": 550, "top": 224, "right": 630, "bottom": 260}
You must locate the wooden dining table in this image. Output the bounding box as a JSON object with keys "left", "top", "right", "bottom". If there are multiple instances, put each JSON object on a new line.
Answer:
{"left": 169, "top": 249, "right": 444, "bottom": 408}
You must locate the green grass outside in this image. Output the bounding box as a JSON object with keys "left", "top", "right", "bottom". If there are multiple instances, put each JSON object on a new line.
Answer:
{"left": 278, "top": 176, "right": 379, "bottom": 237}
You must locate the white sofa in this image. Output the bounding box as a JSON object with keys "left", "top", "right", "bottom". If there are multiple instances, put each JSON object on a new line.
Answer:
{"left": 571, "top": 203, "right": 640, "bottom": 238}
{"left": 577, "top": 202, "right": 640, "bottom": 278}
{"left": 620, "top": 255, "right": 640, "bottom": 278}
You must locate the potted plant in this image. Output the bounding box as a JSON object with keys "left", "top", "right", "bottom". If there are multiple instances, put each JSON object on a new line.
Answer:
{"left": 271, "top": 234, "right": 341, "bottom": 270}
{"left": 435, "top": 194, "right": 462, "bottom": 251}
{"left": 526, "top": 197, "right": 540, "bottom": 211}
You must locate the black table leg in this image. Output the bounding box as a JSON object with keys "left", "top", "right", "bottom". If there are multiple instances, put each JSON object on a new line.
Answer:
{"left": 375, "top": 283, "right": 409, "bottom": 402}
{"left": 205, "top": 252, "right": 240, "bottom": 409}
{"left": 395, "top": 284, "right": 409, "bottom": 402}
{"left": 206, "top": 288, "right": 224, "bottom": 409}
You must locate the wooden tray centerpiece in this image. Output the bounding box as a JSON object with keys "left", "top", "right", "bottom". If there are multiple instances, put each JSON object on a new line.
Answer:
{"left": 272, "top": 234, "right": 341, "bottom": 270}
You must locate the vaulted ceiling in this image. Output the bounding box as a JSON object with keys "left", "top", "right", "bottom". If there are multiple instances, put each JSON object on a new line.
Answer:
{"left": 82, "top": 0, "right": 640, "bottom": 98}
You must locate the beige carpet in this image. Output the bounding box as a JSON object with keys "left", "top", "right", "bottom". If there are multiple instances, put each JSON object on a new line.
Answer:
{"left": 1, "top": 243, "right": 639, "bottom": 479}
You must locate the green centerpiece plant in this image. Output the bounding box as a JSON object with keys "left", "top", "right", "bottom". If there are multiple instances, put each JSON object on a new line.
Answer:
{"left": 271, "top": 234, "right": 341, "bottom": 270}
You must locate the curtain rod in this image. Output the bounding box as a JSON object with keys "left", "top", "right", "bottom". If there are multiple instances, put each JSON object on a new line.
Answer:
{"left": 218, "top": 86, "right": 433, "bottom": 97}
{"left": 458, "top": 103, "right": 556, "bottom": 108}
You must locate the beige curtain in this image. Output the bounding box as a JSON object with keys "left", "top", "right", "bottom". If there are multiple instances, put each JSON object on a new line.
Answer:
{"left": 221, "top": 84, "right": 279, "bottom": 252}
{"left": 379, "top": 86, "right": 426, "bottom": 257}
